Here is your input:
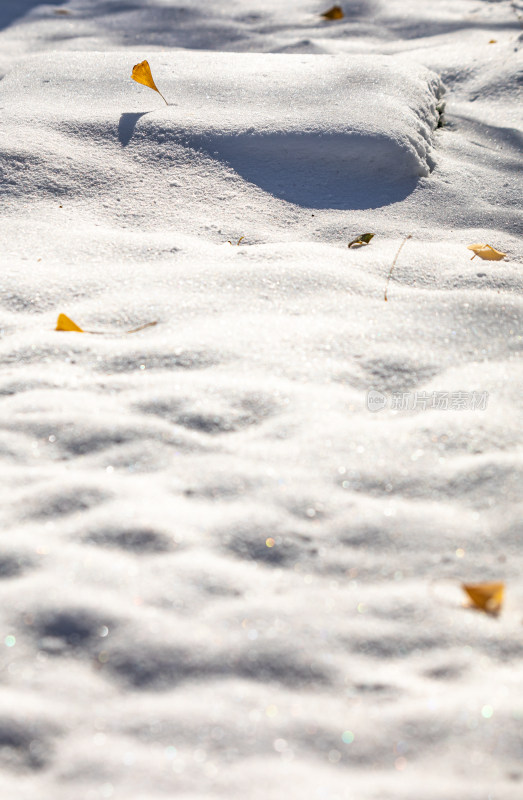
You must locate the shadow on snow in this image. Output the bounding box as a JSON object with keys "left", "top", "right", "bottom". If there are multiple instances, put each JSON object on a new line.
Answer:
{"left": 118, "top": 120, "right": 423, "bottom": 210}
{"left": 0, "top": 1, "right": 64, "bottom": 31}
{"left": 118, "top": 112, "right": 151, "bottom": 147}
{"left": 179, "top": 131, "right": 421, "bottom": 210}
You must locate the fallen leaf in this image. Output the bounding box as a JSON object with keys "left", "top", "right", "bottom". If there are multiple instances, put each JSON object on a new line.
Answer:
{"left": 488, "top": 39, "right": 497, "bottom": 44}
{"left": 348, "top": 233, "right": 374, "bottom": 248}
{"left": 131, "top": 60, "right": 168, "bottom": 105}
{"left": 321, "top": 5, "right": 344, "bottom": 19}
{"left": 227, "top": 236, "right": 245, "bottom": 246}
{"left": 55, "top": 315, "right": 157, "bottom": 334}
{"left": 467, "top": 243, "right": 506, "bottom": 260}
{"left": 462, "top": 581, "right": 505, "bottom": 615}
{"left": 56, "top": 313, "right": 83, "bottom": 332}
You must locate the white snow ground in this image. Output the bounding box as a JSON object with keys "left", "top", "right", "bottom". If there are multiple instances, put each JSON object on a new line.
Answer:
{"left": 0, "top": 1, "right": 522, "bottom": 799}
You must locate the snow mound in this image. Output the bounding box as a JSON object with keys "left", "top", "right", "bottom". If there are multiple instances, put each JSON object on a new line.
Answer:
{"left": 0, "top": 51, "right": 443, "bottom": 210}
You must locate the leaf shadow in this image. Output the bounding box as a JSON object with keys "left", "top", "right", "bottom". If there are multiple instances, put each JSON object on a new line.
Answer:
{"left": 118, "top": 112, "right": 150, "bottom": 146}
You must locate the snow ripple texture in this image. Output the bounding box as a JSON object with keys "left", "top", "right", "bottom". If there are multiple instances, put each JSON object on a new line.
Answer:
{"left": 0, "top": 1, "right": 522, "bottom": 800}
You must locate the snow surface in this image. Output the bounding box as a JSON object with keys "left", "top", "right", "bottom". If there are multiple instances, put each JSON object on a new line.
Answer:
{"left": 0, "top": 1, "right": 522, "bottom": 799}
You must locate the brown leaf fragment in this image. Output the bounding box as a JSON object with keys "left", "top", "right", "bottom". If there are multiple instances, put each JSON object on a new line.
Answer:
{"left": 321, "top": 5, "right": 344, "bottom": 20}
{"left": 348, "top": 233, "right": 374, "bottom": 248}
{"left": 462, "top": 581, "right": 505, "bottom": 615}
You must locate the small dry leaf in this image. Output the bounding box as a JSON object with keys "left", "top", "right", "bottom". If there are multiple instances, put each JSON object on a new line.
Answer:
{"left": 488, "top": 39, "right": 497, "bottom": 44}
{"left": 56, "top": 313, "right": 83, "bottom": 332}
{"left": 321, "top": 5, "right": 344, "bottom": 19}
{"left": 462, "top": 582, "right": 505, "bottom": 615}
{"left": 55, "top": 315, "right": 157, "bottom": 335}
{"left": 131, "top": 60, "right": 168, "bottom": 105}
{"left": 348, "top": 233, "right": 374, "bottom": 248}
{"left": 467, "top": 243, "right": 506, "bottom": 261}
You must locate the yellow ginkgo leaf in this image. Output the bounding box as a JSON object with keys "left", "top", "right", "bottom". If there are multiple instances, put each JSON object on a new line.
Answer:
{"left": 55, "top": 315, "right": 157, "bottom": 335}
{"left": 56, "top": 313, "right": 83, "bottom": 332}
{"left": 467, "top": 243, "right": 506, "bottom": 261}
{"left": 462, "top": 582, "right": 505, "bottom": 615}
{"left": 321, "top": 5, "right": 344, "bottom": 20}
{"left": 131, "top": 60, "right": 168, "bottom": 105}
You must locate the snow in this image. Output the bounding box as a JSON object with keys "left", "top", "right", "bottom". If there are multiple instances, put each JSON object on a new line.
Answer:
{"left": 0, "top": 1, "right": 522, "bottom": 799}
{"left": 1, "top": 50, "right": 443, "bottom": 217}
